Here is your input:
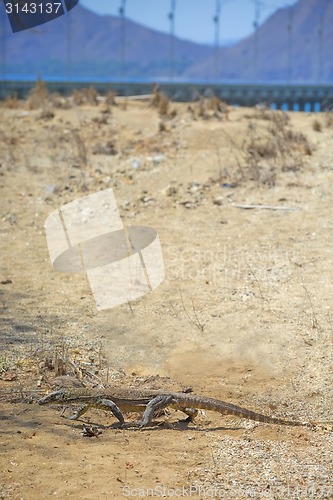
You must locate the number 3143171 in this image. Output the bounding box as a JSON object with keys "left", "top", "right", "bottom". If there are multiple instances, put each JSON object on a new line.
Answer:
{"left": 5, "top": 3, "right": 62, "bottom": 14}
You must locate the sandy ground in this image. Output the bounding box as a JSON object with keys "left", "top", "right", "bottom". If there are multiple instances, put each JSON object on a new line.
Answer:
{"left": 0, "top": 91, "right": 332, "bottom": 499}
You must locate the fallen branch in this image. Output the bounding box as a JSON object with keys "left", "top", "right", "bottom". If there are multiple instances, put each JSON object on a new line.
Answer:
{"left": 232, "top": 203, "right": 298, "bottom": 211}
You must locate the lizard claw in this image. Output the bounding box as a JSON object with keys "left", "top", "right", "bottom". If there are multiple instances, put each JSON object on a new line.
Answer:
{"left": 123, "top": 420, "right": 148, "bottom": 429}
{"left": 116, "top": 421, "right": 140, "bottom": 429}
{"left": 134, "top": 420, "right": 146, "bottom": 429}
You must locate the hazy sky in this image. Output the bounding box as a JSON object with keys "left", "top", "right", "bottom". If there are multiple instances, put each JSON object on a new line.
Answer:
{"left": 80, "top": 0, "right": 299, "bottom": 45}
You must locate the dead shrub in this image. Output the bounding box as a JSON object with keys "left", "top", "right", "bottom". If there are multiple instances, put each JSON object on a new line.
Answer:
{"left": 245, "top": 106, "right": 289, "bottom": 123}
{"left": 158, "top": 93, "right": 170, "bottom": 116}
{"left": 284, "top": 129, "right": 312, "bottom": 156}
{"left": 195, "top": 96, "right": 229, "bottom": 120}
{"left": 242, "top": 110, "right": 312, "bottom": 185}
{"left": 324, "top": 110, "right": 333, "bottom": 128}
{"left": 207, "top": 96, "right": 220, "bottom": 111}
{"left": 187, "top": 105, "right": 196, "bottom": 119}
{"left": 159, "top": 120, "right": 167, "bottom": 132}
{"left": 105, "top": 90, "right": 116, "bottom": 105}
{"left": 38, "top": 108, "right": 55, "bottom": 120}
{"left": 3, "top": 96, "right": 20, "bottom": 109}
{"left": 48, "top": 92, "right": 72, "bottom": 109}
{"left": 72, "top": 130, "right": 88, "bottom": 167}
{"left": 100, "top": 103, "right": 111, "bottom": 115}
{"left": 73, "top": 87, "right": 98, "bottom": 106}
{"left": 312, "top": 119, "right": 322, "bottom": 132}
{"left": 247, "top": 138, "right": 277, "bottom": 159}
{"left": 197, "top": 97, "right": 206, "bottom": 118}
{"left": 151, "top": 85, "right": 170, "bottom": 116}
{"left": 268, "top": 109, "right": 290, "bottom": 127}
{"left": 92, "top": 114, "right": 109, "bottom": 125}
{"left": 151, "top": 84, "right": 161, "bottom": 107}
{"left": 207, "top": 95, "right": 228, "bottom": 115}
{"left": 27, "top": 77, "right": 48, "bottom": 109}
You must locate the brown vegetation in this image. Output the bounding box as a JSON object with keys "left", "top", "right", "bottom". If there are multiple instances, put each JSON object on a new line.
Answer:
{"left": 0, "top": 84, "right": 332, "bottom": 498}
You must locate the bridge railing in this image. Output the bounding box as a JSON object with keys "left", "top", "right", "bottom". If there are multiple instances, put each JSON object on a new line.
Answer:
{"left": 1, "top": 80, "right": 333, "bottom": 112}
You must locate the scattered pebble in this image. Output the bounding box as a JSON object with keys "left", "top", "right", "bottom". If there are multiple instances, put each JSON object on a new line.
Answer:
{"left": 213, "top": 196, "right": 224, "bottom": 206}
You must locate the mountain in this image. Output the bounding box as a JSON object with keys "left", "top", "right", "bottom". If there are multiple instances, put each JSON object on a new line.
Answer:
{"left": 0, "top": 4, "right": 213, "bottom": 78}
{"left": 1, "top": 0, "right": 332, "bottom": 82}
{"left": 188, "top": 0, "right": 333, "bottom": 82}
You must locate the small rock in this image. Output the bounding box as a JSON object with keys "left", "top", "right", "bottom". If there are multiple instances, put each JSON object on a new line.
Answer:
{"left": 213, "top": 196, "right": 224, "bottom": 206}
{"left": 164, "top": 186, "right": 178, "bottom": 197}
{"left": 153, "top": 154, "right": 166, "bottom": 165}
{"left": 44, "top": 185, "right": 56, "bottom": 194}
{"left": 132, "top": 159, "right": 142, "bottom": 169}
{"left": 180, "top": 200, "right": 194, "bottom": 209}
{"left": 4, "top": 371, "right": 16, "bottom": 381}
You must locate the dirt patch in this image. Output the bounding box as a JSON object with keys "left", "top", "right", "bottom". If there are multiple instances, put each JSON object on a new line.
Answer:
{"left": 0, "top": 92, "right": 332, "bottom": 498}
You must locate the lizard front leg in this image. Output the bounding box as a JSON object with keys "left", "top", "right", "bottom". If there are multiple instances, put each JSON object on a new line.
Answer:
{"left": 68, "top": 398, "right": 125, "bottom": 426}
{"left": 68, "top": 404, "right": 90, "bottom": 420}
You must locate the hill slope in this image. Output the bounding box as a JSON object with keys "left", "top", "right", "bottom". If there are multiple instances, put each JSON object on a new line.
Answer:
{"left": 189, "top": 0, "right": 333, "bottom": 82}
{"left": 1, "top": 0, "right": 332, "bottom": 81}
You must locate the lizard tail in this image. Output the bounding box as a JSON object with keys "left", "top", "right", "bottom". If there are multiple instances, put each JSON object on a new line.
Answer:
{"left": 180, "top": 395, "right": 307, "bottom": 426}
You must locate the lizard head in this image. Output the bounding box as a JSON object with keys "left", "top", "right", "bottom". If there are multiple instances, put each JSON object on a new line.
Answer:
{"left": 38, "top": 388, "right": 66, "bottom": 405}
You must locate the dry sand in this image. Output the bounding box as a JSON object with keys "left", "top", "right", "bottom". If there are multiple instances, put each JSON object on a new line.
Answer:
{"left": 0, "top": 93, "right": 332, "bottom": 498}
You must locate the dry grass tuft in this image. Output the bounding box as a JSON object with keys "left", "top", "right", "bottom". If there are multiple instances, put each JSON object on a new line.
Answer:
{"left": 151, "top": 85, "right": 170, "bottom": 116}
{"left": 38, "top": 108, "right": 55, "bottom": 121}
{"left": 159, "top": 120, "right": 168, "bottom": 132}
{"left": 27, "top": 77, "right": 48, "bottom": 109}
{"left": 2, "top": 96, "right": 20, "bottom": 109}
{"left": 72, "top": 129, "right": 88, "bottom": 168}
{"left": 240, "top": 110, "right": 312, "bottom": 185}
{"left": 195, "top": 95, "right": 229, "bottom": 120}
{"left": 73, "top": 87, "right": 98, "bottom": 106}
{"left": 48, "top": 92, "right": 72, "bottom": 109}
{"left": 158, "top": 93, "right": 170, "bottom": 116}
{"left": 284, "top": 129, "right": 312, "bottom": 156}
{"left": 245, "top": 105, "right": 289, "bottom": 123}
{"left": 324, "top": 109, "right": 333, "bottom": 128}
{"left": 105, "top": 90, "right": 116, "bottom": 105}
{"left": 312, "top": 119, "right": 322, "bottom": 132}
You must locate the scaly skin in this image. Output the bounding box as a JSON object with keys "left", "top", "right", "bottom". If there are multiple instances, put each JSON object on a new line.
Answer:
{"left": 38, "top": 387, "right": 313, "bottom": 428}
